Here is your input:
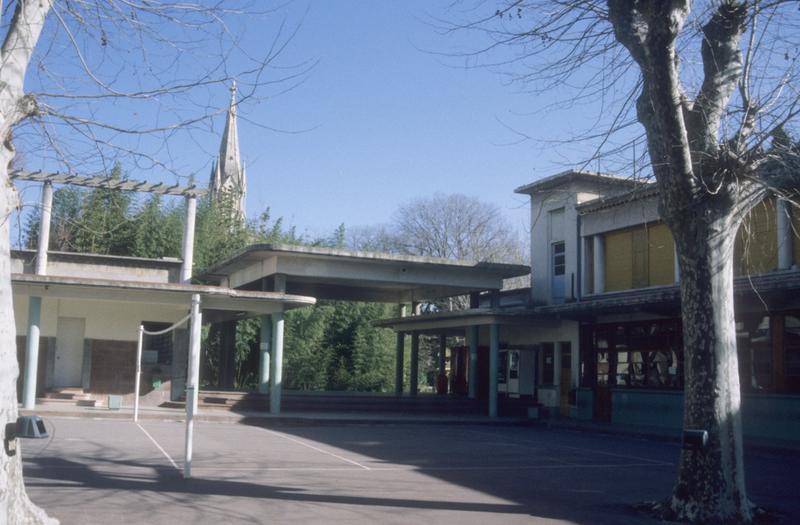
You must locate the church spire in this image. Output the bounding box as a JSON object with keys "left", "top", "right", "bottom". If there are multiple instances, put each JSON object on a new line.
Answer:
{"left": 209, "top": 81, "right": 246, "bottom": 221}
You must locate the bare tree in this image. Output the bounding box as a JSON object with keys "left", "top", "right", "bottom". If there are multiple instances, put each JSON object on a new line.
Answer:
{"left": 0, "top": 2, "right": 305, "bottom": 523}
{"left": 445, "top": 1, "right": 799, "bottom": 523}
{"left": 393, "top": 193, "right": 525, "bottom": 263}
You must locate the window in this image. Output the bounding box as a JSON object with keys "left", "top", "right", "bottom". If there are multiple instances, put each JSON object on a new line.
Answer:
{"left": 591, "top": 321, "right": 683, "bottom": 389}
{"left": 736, "top": 316, "right": 772, "bottom": 392}
{"left": 552, "top": 242, "right": 566, "bottom": 276}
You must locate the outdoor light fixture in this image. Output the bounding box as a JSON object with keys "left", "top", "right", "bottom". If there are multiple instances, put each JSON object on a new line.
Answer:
{"left": 682, "top": 428, "right": 708, "bottom": 450}
{"left": 4, "top": 415, "right": 48, "bottom": 457}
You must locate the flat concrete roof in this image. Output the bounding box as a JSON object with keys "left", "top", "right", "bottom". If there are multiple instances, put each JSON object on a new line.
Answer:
{"left": 198, "top": 243, "right": 530, "bottom": 303}
{"left": 12, "top": 249, "right": 182, "bottom": 269}
{"left": 514, "top": 170, "right": 640, "bottom": 195}
{"left": 12, "top": 273, "right": 315, "bottom": 321}
{"left": 372, "top": 307, "right": 546, "bottom": 335}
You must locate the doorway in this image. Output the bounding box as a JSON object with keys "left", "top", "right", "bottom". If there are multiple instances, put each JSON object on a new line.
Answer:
{"left": 54, "top": 317, "right": 85, "bottom": 387}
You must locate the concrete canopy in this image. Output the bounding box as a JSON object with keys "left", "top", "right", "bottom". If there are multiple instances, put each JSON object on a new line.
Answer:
{"left": 372, "top": 307, "right": 547, "bottom": 335}
{"left": 12, "top": 273, "right": 315, "bottom": 322}
{"left": 198, "top": 244, "right": 530, "bottom": 303}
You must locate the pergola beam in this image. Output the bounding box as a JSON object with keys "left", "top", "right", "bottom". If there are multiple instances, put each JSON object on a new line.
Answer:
{"left": 10, "top": 169, "right": 207, "bottom": 197}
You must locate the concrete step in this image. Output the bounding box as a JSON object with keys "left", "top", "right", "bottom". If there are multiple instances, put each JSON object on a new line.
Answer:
{"left": 42, "top": 388, "right": 94, "bottom": 401}
{"left": 177, "top": 391, "right": 484, "bottom": 415}
{"left": 36, "top": 396, "right": 97, "bottom": 408}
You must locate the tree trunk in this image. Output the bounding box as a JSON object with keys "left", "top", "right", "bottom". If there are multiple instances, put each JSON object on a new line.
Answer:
{"left": 0, "top": 152, "right": 57, "bottom": 524}
{"left": 670, "top": 215, "right": 751, "bottom": 524}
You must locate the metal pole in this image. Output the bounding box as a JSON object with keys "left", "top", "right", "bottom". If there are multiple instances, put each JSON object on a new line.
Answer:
{"left": 134, "top": 325, "right": 144, "bottom": 422}
{"left": 180, "top": 196, "right": 197, "bottom": 284}
{"left": 184, "top": 294, "right": 202, "bottom": 478}
{"left": 269, "top": 311, "right": 285, "bottom": 415}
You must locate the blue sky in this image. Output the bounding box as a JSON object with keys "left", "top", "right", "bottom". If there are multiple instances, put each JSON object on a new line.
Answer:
{"left": 13, "top": 1, "right": 641, "bottom": 244}
{"left": 233, "top": 1, "right": 598, "bottom": 239}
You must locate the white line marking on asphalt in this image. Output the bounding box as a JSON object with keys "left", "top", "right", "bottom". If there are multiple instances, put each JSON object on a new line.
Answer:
{"left": 256, "top": 427, "right": 371, "bottom": 470}
{"left": 187, "top": 461, "right": 668, "bottom": 473}
{"left": 136, "top": 422, "right": 180, "bottom": 471}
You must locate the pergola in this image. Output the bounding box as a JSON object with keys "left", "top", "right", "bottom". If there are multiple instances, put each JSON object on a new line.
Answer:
{"left": 11, "top": 170, "right": 315, "bottom": 478}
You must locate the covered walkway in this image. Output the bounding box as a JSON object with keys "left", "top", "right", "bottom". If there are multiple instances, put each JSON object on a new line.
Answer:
{"left": 198, "top": 243, "right": 530, "bottom": 416}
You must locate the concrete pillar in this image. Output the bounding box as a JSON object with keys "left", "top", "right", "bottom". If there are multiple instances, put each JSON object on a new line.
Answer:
{"left": 581, "top": 236, "right": 592, "bottom": 295}
{"left": 23, "top": 183, "right": 53, "bottom": 409}
{"left": 593, "top": 235, "right": 605, "bottom": 294}
{"left": 488, "top": 324, "right": 499, "bottom": 418}
{"left": 35, "top": 182, "right": 53, "bottom": 275}
{"left": 410, "top": 332, "right": 420, "bottom": 397}
{"left": 394, "top": 332, "right": 405, "bottom": 395}
{"left": 270, "top": 311, "right": 285, "bottom": 415}
{"left": 777, "top": 199, "right": 794, "bottom": 270}
{"left": 674, "top": 241, "right": 681, "bottom": 283}
{"left": 258, "top": 315, "right": 272, "bottom": 394}
{"left": 394, "top": 304, "right": 407, "bottom": 395}
{"left": 438, "top": 334, "right": 447, "bottom": 395}
{"left": 22, "top": 297, "right": 42, "bottom": 409}
{"left": 468, "top": 325, "right": 478, "bottom": 399}
{"left": 180, "top": 195, "right": 197, "bottom": 283}
{"left": 469, "top": 292, "right": 480, "bottom": 309}
{"left": 274, "top": 274, "right": 287, "bottom": 293}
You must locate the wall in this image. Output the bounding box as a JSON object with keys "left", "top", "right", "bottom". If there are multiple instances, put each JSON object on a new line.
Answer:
{"left": 11, "top": 251, "right": 180, "bottom": 283}
{"left": 611, "top": 389, "right": 683, "bottom": 430}
{"left": 529, "top": 179, "right": 631, "bottom": 306}
{"left": 581, "top": 194, "right": 661, "bottom": 236}
{"left": 608, "top": 389, "right": 800, "bottom": 448}
{"left": 14, "top": 295, "right": 187, "bottom": 341}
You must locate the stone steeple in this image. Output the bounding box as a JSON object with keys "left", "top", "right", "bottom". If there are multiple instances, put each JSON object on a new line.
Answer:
{"left": 209, "top": 81, "right": 246, "bottom": 221}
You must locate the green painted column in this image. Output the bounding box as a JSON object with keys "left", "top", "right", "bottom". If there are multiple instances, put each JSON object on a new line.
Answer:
{"left": 258, "top": 315, "right": 272, "bottom": 394}
{"left": 489, "top": 324, "right": 499, "bottom": 418}
{"left": 410, "top": 332, "right": 420, "bottom": 397}
{"left": 438, "top": 334, "right": 447, "bottom": 395}
{"left": 395, "top": 331, "right": 405, "bottom": 395}
{"left": 468, "top": 325, "right": 478, "bottom": 399}
{"left": 22, "top": 297, "right": 42, "bottom": 409}
{"left": 270, "top": 312, "right": 285, "bottom": 415}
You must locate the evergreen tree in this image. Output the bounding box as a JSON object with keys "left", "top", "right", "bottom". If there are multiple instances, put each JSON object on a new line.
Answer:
{"left": 284, "top": 305, "right": 333, "bottom": 391}
{"left": 25, "top": 186, "right": 84, "bottom": 252}
{"left": 72, "top": 164, "right": 134, "bottom": 255}
{"left": 130, "top": 194, "right": 183, "bottom": 259}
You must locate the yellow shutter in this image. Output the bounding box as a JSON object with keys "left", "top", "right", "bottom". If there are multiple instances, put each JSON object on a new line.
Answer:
{"left": 735, "top": 199, "right": 778, "bottom": 275}
{"left": 647, "top": 223, "right": 675, "bottom": 285}
{"left": 632, "top": 228, "right": 649, "bottom": 288}
{"left": 605, "top": 230, "right": 633, "bottom": 291}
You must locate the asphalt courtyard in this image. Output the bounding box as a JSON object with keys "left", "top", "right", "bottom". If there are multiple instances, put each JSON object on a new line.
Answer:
{"left": 19, "top": 417, "right": 800, "bottom": 525}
